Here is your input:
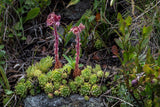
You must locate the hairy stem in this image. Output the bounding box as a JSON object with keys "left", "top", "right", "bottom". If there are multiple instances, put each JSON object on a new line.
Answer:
{"left": 54, "top": 25, "right": 59, "bottom": 64}
{"left": 75, "top": 33, "right": 80, "bottom": 70}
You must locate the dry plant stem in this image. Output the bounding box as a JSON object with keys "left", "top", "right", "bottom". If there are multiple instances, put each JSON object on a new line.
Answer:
{"left": 54, "top": 25, "right": 62, "bottom": 69}
{"left": 101, "top": 95, "right": 134, "bottom": 107}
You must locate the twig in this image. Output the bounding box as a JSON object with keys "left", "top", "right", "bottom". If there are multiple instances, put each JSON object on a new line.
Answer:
{"left": 4, "top": 94, "right": 15, "bottom": 107}
{"left": 133, "top": 0, "right": 160, "bottom": 21}
{"left": 111, "top": 101, "right": 120, "bottom": 107}
{"left": 101, "top": 95, "right": 134, "bottom": 107}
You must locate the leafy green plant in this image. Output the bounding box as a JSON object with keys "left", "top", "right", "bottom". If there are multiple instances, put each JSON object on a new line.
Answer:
{"left": 113, "top": 13, "right": 160, "bottom": 106}
{"left": 0, "top": 45, "right": 10, "bottom": 90}
{"left": 14, "top": 56, "right": 107, "bottom": 99}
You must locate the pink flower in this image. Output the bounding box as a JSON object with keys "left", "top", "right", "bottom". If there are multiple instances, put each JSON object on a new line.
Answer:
{"left": 78, "top": 23, "right": 85, "bottom": 31}
{"left": 70, "top": 23, "right": 85, "bottom": 35}
{"left": 46, "top": 12, "right": 61, "bottom": 27}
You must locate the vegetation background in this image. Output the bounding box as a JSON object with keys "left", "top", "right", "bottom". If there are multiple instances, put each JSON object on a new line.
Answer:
{"left": 0, "top": 0, "right": 160, "bottom": 106}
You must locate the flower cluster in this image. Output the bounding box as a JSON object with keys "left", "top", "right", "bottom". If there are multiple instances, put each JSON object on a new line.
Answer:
{"left": 46, "top": 12, "right": 62, "bottom": 69}
{"left": 70, "top": 23, "right": 85, "bottom": 35}
{"left": 70, "top": 23, "right": 85, "bottom": 77}
{"left": 46, "top": 12, "right": 61, "bottom": 27}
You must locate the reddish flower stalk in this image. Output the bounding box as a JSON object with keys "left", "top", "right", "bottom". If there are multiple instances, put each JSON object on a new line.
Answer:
{"left": 46, "top": 12, "right": 62, "bottom": 69}
{"left": 70, "top": 23, "right": 85, "bottom": 77}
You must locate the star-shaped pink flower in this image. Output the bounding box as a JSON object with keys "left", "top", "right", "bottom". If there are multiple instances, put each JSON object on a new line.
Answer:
{"left": 46, "top": 12, "right": 61, "bottom": 27}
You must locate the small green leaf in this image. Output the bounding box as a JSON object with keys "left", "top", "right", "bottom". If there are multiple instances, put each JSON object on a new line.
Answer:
{"left": 89, "top": 15, "right": 95, "bottom": 22}
{"left": 25, "top": 7, "right": 40, "bottom": 22}
{"left": 125, "top": 16, "right": 132, "bottom": 26}
{"left": 143, "top": 64, "right": 153, "bottom": 75}
{"left": 0, "top": 45, "right": 4, "bottom": 50}
{"left": 5, "top": 89, "right": 14, "bottom": 95}
{"left": 93, "top": 0, "right": 100, "bottom": 10}
{"left": 14, "top": 22, "right": 23, "bottom": 30}
{"left": 115, "top": 38, "right": 123, "bottom": 49}
{"left": 0, "top": 50, "right": 6, "bottom": 58}
{"left": 110, "top": 0, "right": 116, "bottom": 6}
{"left": 142, "top": 26, "right": 152, "bottom": 38}
{"left": 117, "top": 13, "right": 123, "bottom": 22}
{"left": 8, "top": 34, "right": 14, "bottom": 38}
{"left": 158, "top": 55, "right": 160, "bottom": 66}
{"left": 66, "top": 0, "right": 80, "bottom": 8}
{"left": 21, "top": 36, "right": 27, "bottom": 40}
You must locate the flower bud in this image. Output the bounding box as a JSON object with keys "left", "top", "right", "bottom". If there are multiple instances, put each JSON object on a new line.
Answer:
{"left": 131, "top": 79, "right": 138, "bottom": 87}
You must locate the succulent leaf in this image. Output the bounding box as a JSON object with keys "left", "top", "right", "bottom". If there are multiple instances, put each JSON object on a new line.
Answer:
{"left": 44, "top": 83, "right": 54, "bottom": 94}
{"left": 36, "top": 56, "right": 53, "bottom": 73}
{"left": 59, "top": 85, "right": 70, "bottom": 97}
{"left": 89, "top": 74, "right": 97, "bottom": 85}
{"left": 91, "top": 84, "right": 102, "bottom": 97}
{"left": 79, "top": 82, "right": 91, "bottom": 96}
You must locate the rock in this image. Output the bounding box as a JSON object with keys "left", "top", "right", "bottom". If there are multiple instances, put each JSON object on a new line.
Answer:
{"left": 24, "top": 93, "right": 104, "bottom": 107}
{"left": 60, "top": 0, "right": 91, "bottom": 21}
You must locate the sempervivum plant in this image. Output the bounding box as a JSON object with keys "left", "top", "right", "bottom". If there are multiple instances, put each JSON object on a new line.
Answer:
{"left": 79, "top": 82, "right": 91, "bottom": 96}
{"left": 54, "top": 82, "right": 60, "bottom": 90}
{"left": 50, "top": 69, "right": 62, "bottom": 82}
{"left": 69, "top": 81, "right": 77, "bottom": 93}
{"left": 26, "top": 65, "right": 37, "bottom": 78}
{"left": 92, "top": 64, "right": 102, "bottom": 73}
{"left": 70, "top": 23, "right": 85, "bottom": 77}
{"left": 36, "top": 56, "right": 53, "bottom": 73}
{"left": 59, "top": 85, "right": 70, "bottom": 97}
{"left": 97, "top": 70, "right": 104, "bottom": 78}
{"left": 89, "top": 74, "right": 98, "bottom": 85}
{"left": 46, "top": 12, "right": 62, "bottom": 69}
{"left": 44, "top": 83, "right": 54, "bottom": 94}
{"left": 38, "top": 74, "right": 48, "bottom": 88}
{"left": 90, "top": 84, "right": 102, "bottom": 97}
{"left": 74, "top": 76, "right": 84, "bottom": 87}
{"left": 15, "top": 82, "right": 27, "bottom": 98}
{"left": 81, "top": 66, "right": 92, "bottom": 81}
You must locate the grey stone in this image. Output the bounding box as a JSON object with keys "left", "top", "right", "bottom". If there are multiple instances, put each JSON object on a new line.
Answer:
{"left": 24, "top": 93, "right": 104, "bottom": 107}
{"left": 60, "top": 0, "right": 91, "bottom": 20}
